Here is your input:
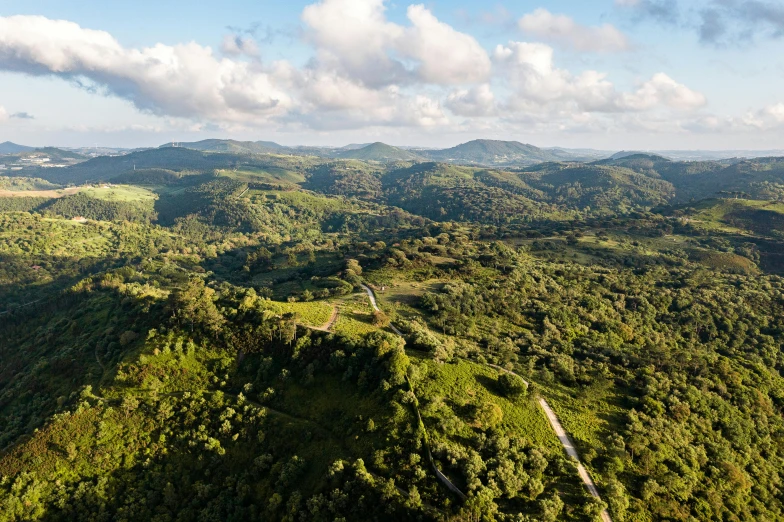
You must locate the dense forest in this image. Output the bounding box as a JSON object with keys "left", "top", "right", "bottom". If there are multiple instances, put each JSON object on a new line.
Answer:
{"left": 1, "top": 146, "right": 784, "bottom": 521}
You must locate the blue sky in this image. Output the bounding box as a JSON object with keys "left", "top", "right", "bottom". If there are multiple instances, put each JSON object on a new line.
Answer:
{"left": 1, "top": 0, "right": 783, "bottom": 149}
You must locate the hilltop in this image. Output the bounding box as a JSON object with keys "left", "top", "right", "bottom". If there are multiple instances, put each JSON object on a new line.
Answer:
{"left": 160, "top": 139, "right": 285, "bottom": 154}
{"left": 336, "top": 142, "right": 422, "bottom": 162}
{"left": 0, "top": 141, "right": 35, "bottom": 154}
{"left": 421, "top": 139, "right": 574, "bottom": 165}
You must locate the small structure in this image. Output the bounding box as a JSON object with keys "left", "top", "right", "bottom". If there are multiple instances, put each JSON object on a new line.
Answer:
{"left": 72, "top": 216, "right": 87, "bottom": 223}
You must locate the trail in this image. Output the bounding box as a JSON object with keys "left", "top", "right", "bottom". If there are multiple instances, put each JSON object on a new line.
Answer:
{"left": 361, "top": 283, "right": 465, "bottom": 499}
{"left": 311, "top": 305, "right": 339, "bottom": 332}
{"left": 0, "top": 298, "right": 44, "bottom": 315}
{"left": 94, "top": 345, "right": 106, "bottom": 372}
{"left": 361, "top": 284, "right": 402, "bottom": 335}
{"left": 487, "top": 364, "right": 612, "bottom": 522}
{"left": 360, "top": 283, "right": 612, "bottom": 518}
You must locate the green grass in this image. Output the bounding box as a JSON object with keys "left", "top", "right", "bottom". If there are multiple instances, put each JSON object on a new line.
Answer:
{"left": 81, "top": 184, "right": 158, "bottom": 203}
{"left": 415, "top": 357, "right": 559, "bottom": 451}
{"left": 259, "top": 300, "right": 334, "bottom": 327}
{"left": 536, "top": 378, "right": 627, "bottom": 452}
{"left": 332, "top": 293, "right": 379, "bottom": 338}
{"left": 218, "top": 167, "right": 306, "bottom": 185}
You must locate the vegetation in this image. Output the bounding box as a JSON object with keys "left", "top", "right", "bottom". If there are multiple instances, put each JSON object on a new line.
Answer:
{"left": 2, "top": 146, "right": 784, "bottom": 521}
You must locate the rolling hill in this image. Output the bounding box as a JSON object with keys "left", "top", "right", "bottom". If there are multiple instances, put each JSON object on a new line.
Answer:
{"left": 420, "top": 139, "right": 573, "bottom": 166}
{"left": 0, "top": 142, "right": 35, "bottom": 154}
{"left": 160, "top": 139, "right": 285, "bottom": 154}
{"left": 336, "top": 142, "right": 422, "bottom": 162}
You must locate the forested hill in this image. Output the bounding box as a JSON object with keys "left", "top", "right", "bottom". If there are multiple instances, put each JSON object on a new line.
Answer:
{"left": 420, "top": 139, "right": 586, "bottom": 165}
{"left": 159, "top": 139, "right": 285, "bottom": 154}
{"left": 336, "top": 142, "right": 422, "bottom": 162}
{"left": 42, "top": 147, "right": 258, "bottom": 184}
{"left": 0, "top": 141, "right": 35, "bottom": 154}
{"left": 3, "top": 143, "right": 784, "bottom": 521}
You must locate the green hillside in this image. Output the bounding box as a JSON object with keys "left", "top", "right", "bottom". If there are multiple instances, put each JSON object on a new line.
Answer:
{"left": 337, "top": 142, "right": 422, "bottom": 162}
{"left": 421, "top": 139, "right": 568, "bottom": 165}
{"left": 160, "top": 139, "right": 285, "bottom": 154}
{"left": 3, "top": 147, "right": 784, "bottom": 522}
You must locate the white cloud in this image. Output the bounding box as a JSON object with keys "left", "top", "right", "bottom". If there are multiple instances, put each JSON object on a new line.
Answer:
{"left": 0, "top": 15, "right": 291, "bottom": 124}
{"left": 301, "top": 0, "right": 490, "bottom": 86}
{"left": 493, "top": 42, "right": 618, "bottom": 111}
{"left": 731, "top": 103, "right": 784, "bottom": 130}
{"left": 518, "top": 9, "right": 630, "bottom": 53}
{"left": 493, "top": 42, "right": 705, "bottom": 114}
{"left": 401, "top": 5, "right": 491, "bottom": 84}
{"left": 301, "top": 0, "right": 406, "bottom": 87}
{"left": 446, "top": 84, "right": 497, "bottom": 117}
{"left": 0, "top": 7, "right": 711, "bottom": 139}
{"left": 0, "top": 106, "right": 7, "bottom": 122}
{"left": 619, "top": 73, "right": 706, "bottom": 110}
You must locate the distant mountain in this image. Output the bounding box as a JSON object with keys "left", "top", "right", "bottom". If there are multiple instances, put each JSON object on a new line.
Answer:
{"left": 610, "top": 151, "right": 649, "bottom": 160}
{"left": 160, "top": 139, "right": 285, "bottom": 154}
{"left": 339, "top": 143, "right": 373, "bottom": 151}
{"left": 42, "top": 147, "right": 241, "bottom": 184}
{"left": 336, "top": 142, "right": 422, "bottom": 162}
{"left": 0, "top": 141, "right": 35, "bottom": 154}
{"left": 420, "top": 139, "right": 572, "bottom": 165}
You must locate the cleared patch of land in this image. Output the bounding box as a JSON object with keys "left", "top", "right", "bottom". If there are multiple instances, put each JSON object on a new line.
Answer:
{"left": 0, "top": 187, "right": 80, "bottom": 198}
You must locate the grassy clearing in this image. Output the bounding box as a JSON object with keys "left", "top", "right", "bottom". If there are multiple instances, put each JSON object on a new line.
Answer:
{"left": 219, "top": 166, "right": 306, "bottom": 185}
{"left": 415, "top": 357, "right": 559, "bottom": 451}
{"left": 81, "top": 184, "right": 158, "bottom": 203}
{"left": 259, "top": 300, "right": 334, "bottom": 327}
{"left": 332, "top": 292, "right": 379, "bottom": 338}
{"left": 0, "top": 186, "right": 79, "bottom": 199}
{"left": 536, "top": 378, "right": 627, "bottom": 452}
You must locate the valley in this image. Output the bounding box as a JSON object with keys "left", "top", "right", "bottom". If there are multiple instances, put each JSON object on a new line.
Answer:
{"left": 1, "top": 140, "right": 784, "bottom": 521}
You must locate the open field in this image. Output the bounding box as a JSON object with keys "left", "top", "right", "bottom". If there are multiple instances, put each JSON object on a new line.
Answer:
{"left": 0, "top": 184, "right": 157, "bottom": 203}
{"left": 0, "top": 186, "right": 80, "bottom": 198}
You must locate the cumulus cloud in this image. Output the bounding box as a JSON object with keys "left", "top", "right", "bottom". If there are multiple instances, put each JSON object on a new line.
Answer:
{"left": 738, "top": 102, "right": 784, "bottom": 129}
{"left": 518, "top": 9, "right": 630, "bottom": 52}
{"left": 0, "top": 106, "right": 7, "bottom": 122}
{"left": 0, "top": 15, "right": 292, "bottom": 123}
{"left": 401, "top": 5, "right": 491, "bottom": 84}
{"left": 301, "top": 0, "right": 490, "bottom": 86}
{"left": 11, "top": 112, "right": 35, "bottom": 119}
{"left": 493, "top": 42, "right": 618, "bottom": 112}
{"left": 620, "top": 73, "right": 706, "bottom": 110}
{"left": 0, "top": 6, "right": 710, "bottom": 137}
{"left": 446, "top": 84, "right": 497, "bottom": 117}
{"left": 493, "top": 41, "right": 705, "bottom": 113}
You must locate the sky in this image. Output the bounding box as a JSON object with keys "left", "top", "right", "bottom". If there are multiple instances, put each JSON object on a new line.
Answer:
{"left": 1, "top": 0, "right": 784, "bottom": 150}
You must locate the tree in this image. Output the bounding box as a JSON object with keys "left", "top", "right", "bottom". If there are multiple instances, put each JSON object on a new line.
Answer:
{"left": 168, "top": 277, "right": 225, "bottom": 334}
{"left": 498, "top": 372, "right": 528, "bottom": 398}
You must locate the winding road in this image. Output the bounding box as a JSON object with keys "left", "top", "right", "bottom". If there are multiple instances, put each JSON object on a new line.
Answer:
{"left": 363, "top": 284, "right": 612, "bottom": 521}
